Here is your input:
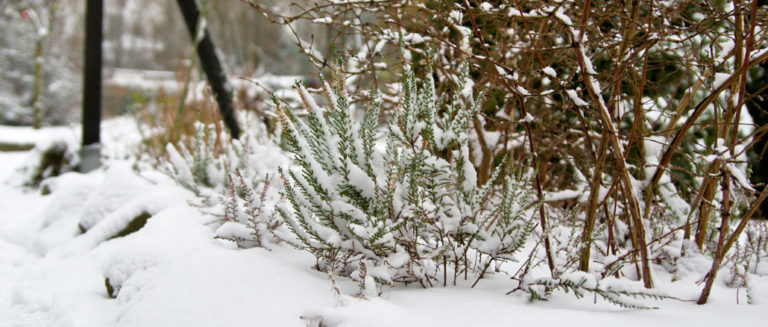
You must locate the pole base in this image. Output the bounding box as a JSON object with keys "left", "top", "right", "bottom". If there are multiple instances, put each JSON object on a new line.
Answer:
{"left": 80, "top": 143, "right": 101, "bottom": 173}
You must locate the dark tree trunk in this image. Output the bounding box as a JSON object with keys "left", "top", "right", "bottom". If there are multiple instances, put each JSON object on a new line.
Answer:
{"left": 176, "top": 0, "right": 241, "bottom": 139}
{"left": 747, "top": 61, "right": 768, "bottom": 218}
{"left": 81, "top": 0, "right": 103, "bottom": 172}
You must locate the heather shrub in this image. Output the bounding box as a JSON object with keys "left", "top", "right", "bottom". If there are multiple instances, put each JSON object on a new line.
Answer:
{"left": 163, "top": 117, "right": 289, "bottom": 248}
{"left": 275, "top": 63, "right": 535, "bottom": 290}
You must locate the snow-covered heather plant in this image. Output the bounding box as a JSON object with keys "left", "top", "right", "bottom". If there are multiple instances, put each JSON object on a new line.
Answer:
{"left": 721, "top": 220, "right": 768, "bottom": 304}
{"left": 216, "top": 169, "right": 284, "bottom": 248}
{"left": 725, "top": 239, "right": 755, "bottom": 304}
{"left": 164, "top": 119, "right": 280, "bottom": 194}
{"left": 276, "top": 63, "right": 534, "bottom": 289}
{"left": 163, "top": 118, "right": 288, "bottom": 247}
{"left": 517, "top": 271, "right": 667, "bottom": 310}
{"left": 165, "top": 121, "right": 225, "bottom": 194}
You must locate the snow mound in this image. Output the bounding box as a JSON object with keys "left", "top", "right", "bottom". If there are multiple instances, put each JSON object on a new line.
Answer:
{"left": 77, "top": 164, "right": 153, "bottom": 231}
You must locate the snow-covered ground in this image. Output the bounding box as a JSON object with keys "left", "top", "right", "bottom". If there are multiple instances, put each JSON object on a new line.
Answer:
{"left": 1, "top": 123, "right": 767, "bottom": 326}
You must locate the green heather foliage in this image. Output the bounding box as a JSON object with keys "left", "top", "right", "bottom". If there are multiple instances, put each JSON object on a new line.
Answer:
{"left": 275, "top": 64, "right": 535, "bottom": 288}
{"left": 520, "top": 272, "right": 668, "bottom": 310}
{"left": 165, "top": 122, "right": 227, "bottom": 193}
{"left": 164, "top": 120, "right": 288, "bottom": 248}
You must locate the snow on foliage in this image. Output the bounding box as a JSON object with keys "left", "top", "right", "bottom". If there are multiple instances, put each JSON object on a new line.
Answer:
{"left": 275, "top": 61, "right": 534, "bottom": 291}
{"left": 162, "top": 115, "right": 290, "bottom": 248}
{"left": 565, "top": 89, "right": 589, "bottom": 107}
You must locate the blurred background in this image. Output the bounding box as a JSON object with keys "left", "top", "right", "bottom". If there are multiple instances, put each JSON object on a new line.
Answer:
{"left": 0, "top": 0, "right": 333, "bottom": 126}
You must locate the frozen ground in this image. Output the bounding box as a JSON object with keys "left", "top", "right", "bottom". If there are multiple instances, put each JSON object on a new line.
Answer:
{"left": 1, "top": 124, "right": 767, "bottom": 326}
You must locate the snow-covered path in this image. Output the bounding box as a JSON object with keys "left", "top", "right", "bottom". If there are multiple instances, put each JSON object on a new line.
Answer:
{"left": 0, "top": 151, "right": 112, "bottom": 326}
{"left": 0, "top": 152, "right": 46, "bottom": 253}
{"left": 0, "top": 145, "right": 339, "bottom": 326}
{"left": 1, "top": 136, "right": 767, "bottom": 326}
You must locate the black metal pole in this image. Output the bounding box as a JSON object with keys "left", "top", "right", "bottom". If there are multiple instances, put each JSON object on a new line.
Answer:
{"left": 176, "top": 0, "right": 241, "bottom": 139}
{"left": 81, "top": 0, "right": 103, "bottom": 172}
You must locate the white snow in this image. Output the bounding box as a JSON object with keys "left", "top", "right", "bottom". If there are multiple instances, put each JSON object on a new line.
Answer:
{"left": 522, "top": 112, "right": 535, "bottom": 123}
{"left": 566, "top": 89, "right": 590, "bottom": 106}
{"left": 544, "top": 188, "right": 584, "bottom": 202}
{"left": 460, "top": 142, "right": 477, "bottom": 193}
{"left": 495, "top": 64, "right": 515, "bottom": 80}
{"left": 714, "top": 72, "right": 731, "bottom": 89}
{"left": 165, "top": 143, "right": 194, "bottom": 187}
{"left": 554, "top": 8, "right": 573, "bottom": 26}
{"left": 542, "top": 66, "right": 557, "bottom": 78}
{"left": 750, "top": 47, "right": 768, "bottom": 61}
{"left": 347, "top": 159, "right": 376, "bottom": 199}
{"left": 76, "top": 164, "right": 153, "bottom": 231}
{"left": 312, "top": 17, "right": 334, "bottom": 24}
{"left": 715, "top": 39, "right": 735, "bottom": 65}
{"left": 449, "top": 10, "right": 463, "bottom": 24}
{"left": 508, "top": 7, "right": 546, "bottom": 18}
{"left": 643, "top": 136, "right": 665, "bottom": 181}
{"left": 0, "top": 125, "right": 70, "bottom": 149}
{"left": 516, "top": 85, "right": 530, "bottom": 96}
{"left": 727, "top": 162, "right": 755, "bottom": 192}
{"left": 400, "top": 32, "right": 426, "bottom": 45}
{"left": 581, "top": 45, "right": 598, "bottom": 75}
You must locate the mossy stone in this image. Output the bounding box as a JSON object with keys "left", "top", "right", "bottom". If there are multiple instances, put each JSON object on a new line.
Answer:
{"left": 30, "top": 142, "right": 69, "bottom": 186}
{"left": 40, "top": 184, "right": 52, "bottom": 195}
{"left": 108, "top": 211, "right": 152, "bottom": 240}
{"left": 105, "top": 277, "right": 118, "bottom": 298}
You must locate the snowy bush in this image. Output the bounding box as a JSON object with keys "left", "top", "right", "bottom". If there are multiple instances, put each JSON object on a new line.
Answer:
{"left": 18, "top": 129, "right": 79, "bottom": 186}
{"left": 164, "top": 118, "right": 284, "bottom": 193}
{"left": 163, "top": 118, "right": 289, "bottom": 248}
{"left": 216, "top": 169, "right": 284, "bottom": 248}
{"left": 276, "top": 63, "right": 534, "bottom": 290}
{"left": 164, "top": 121, "right": 228, "bottom": 193}
{"left": 253, "top": 0, "right": 768, "bottom": 304}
